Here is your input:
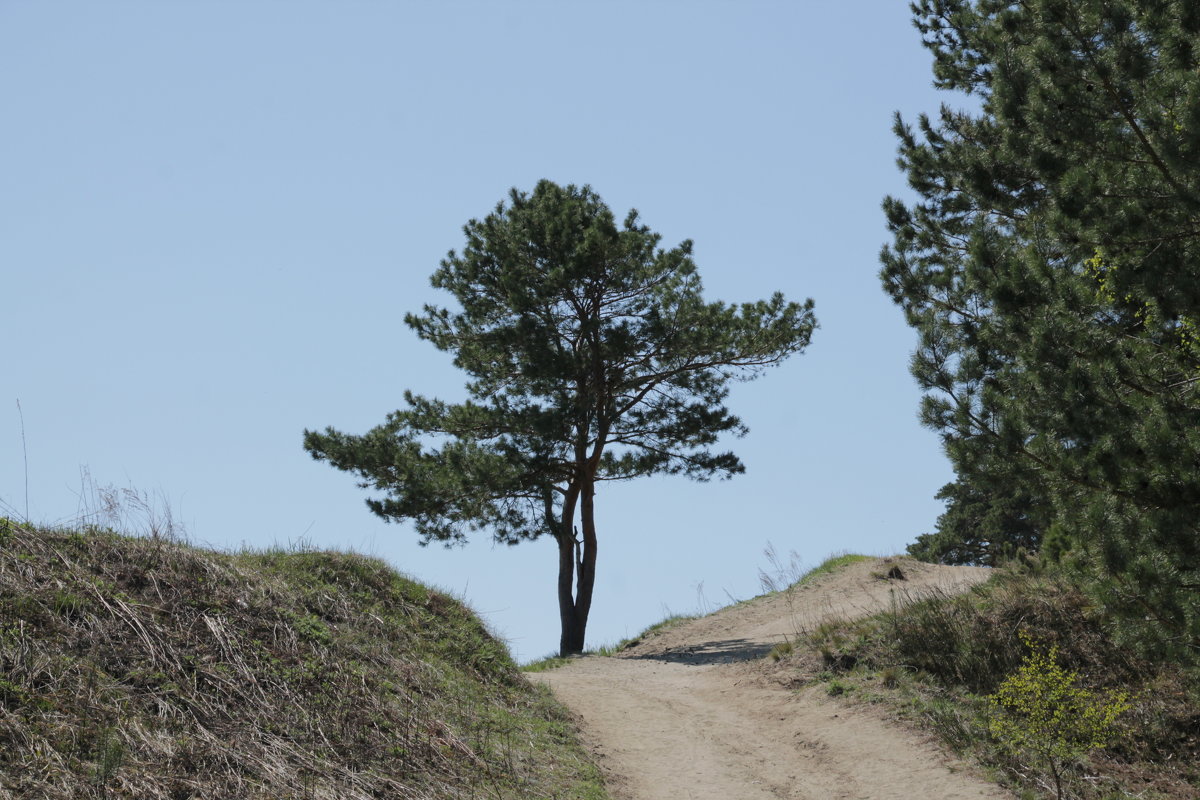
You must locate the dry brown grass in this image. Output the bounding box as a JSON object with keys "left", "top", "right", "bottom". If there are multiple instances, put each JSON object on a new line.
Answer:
{"left": 0, "top": 517, "right": 605, "bottom": 799}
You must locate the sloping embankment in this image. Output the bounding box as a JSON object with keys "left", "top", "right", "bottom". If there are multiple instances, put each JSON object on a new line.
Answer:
{"left": 0, "top": 519, "right": 603, "bottom": 800}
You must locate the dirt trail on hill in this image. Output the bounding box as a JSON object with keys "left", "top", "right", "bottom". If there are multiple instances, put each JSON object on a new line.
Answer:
{"left": 531, "top": 558, "right": 1013, "bottom": 800}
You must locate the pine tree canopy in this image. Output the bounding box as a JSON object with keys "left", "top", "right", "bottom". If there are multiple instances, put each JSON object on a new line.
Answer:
{"left": 305, "top": 180, "right": 816, "bottom": 654}
{"left": 883, "top": 0, "right": 1200, "bottom": 656}
{"left": 908, "top": 474, "right": 1049, "bottom": 567}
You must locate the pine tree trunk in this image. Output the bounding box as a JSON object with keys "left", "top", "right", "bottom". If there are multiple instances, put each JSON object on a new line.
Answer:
{"left": 557, "top": 531, "right": 586, "bottom": 655}
{"left": 556, "top": 486, "right": 586, "bottom": 656}
{"left": 576, "top": 476, "right": 598, "bottom": 633}
{"left": 556, "top": 479, "right": 599, "bottom": 656}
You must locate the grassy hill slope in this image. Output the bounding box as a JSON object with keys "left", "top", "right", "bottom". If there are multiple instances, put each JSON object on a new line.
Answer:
{"left": 0, "top": 518, "right": 605, "bottom": 800}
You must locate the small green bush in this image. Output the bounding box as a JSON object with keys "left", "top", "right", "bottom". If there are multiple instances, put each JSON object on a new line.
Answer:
{"left": 988, "top": 630, "right": 1131, "bottom": 799}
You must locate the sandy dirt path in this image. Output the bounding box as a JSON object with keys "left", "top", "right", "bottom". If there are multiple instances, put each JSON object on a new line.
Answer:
{"left": 531, "top": 558, "right": 1014, "bottom": 800}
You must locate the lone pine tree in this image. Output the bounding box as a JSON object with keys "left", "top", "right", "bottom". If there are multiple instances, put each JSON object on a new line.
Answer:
{"left": 882, "top": 0, "right": 1200, "bottom": 655}
{"left": 305, "top": 181, "right": 816, "bottom": 656}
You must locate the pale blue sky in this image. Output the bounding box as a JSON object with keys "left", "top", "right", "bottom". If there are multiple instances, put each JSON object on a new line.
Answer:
{"left": 2, "top": 2, "right": 957, "bottom": 661}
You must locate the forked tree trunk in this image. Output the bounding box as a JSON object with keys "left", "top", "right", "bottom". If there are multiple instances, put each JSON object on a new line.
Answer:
{"left": 576, "top": 475, "right": 598, "bottom": 628}
{"left": 557, "top": 531, "right": 586, "bottom": 655}
{"left": 556, "top": 480, "right": 598, "bottom": 656}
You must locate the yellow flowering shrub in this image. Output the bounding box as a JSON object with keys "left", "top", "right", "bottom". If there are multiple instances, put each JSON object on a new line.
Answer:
{"left": 988, "top": 630, "right": 1130, "bottom": 798}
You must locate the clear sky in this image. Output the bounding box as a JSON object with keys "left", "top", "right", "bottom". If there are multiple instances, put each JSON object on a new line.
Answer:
{"left": 2, "top": 1, "right": 959, "bottom": 662}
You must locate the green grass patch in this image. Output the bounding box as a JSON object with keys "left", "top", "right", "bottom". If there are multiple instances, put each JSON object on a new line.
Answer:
{"left": 790, "top": 552, "right": 872, "bottom": 589}
{"left": 522, "top": 654, "right": 576, "bottom": 673}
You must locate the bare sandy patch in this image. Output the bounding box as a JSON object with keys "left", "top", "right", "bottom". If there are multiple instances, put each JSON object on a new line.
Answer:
{"left": 531, "top": 557, "right": 1012, "bottom": 800}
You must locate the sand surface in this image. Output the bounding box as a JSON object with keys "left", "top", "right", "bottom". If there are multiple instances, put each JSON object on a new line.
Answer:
{"left": 531, "top": 558, "right": 1014, "bottom": 800}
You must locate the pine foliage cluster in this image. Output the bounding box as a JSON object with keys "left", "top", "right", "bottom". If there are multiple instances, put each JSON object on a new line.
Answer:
{"left": 882, "top": 0, "right": 1200, "bottom": 657}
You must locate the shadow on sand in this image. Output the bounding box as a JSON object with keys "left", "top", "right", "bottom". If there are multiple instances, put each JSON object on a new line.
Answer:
{"left": 622, "top": 638, "right": 776, "bottom": 666}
